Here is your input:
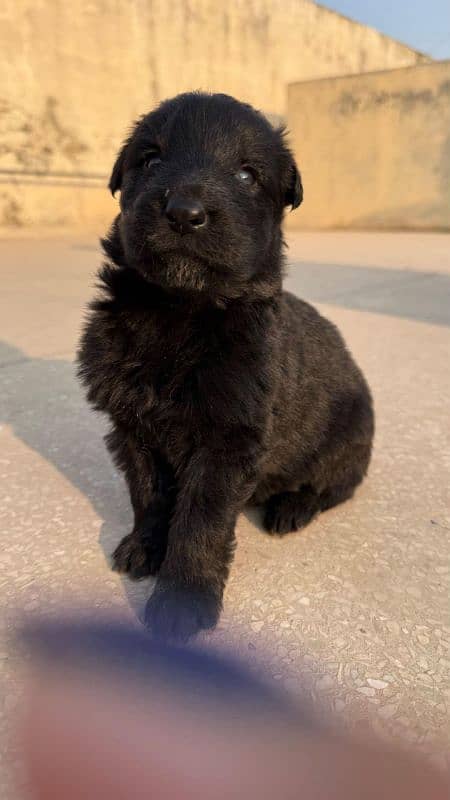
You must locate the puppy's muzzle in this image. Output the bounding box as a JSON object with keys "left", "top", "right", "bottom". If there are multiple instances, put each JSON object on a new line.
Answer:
{"left": 165, "top": 194, "right": 207, "bottom": 236}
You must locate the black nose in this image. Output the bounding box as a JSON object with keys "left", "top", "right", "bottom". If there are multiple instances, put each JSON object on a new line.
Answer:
{"left": 165, "top": 195, "right": 207, "bottom": 234}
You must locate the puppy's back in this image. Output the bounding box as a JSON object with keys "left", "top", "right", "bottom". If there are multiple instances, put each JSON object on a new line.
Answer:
{"left": 266, "top": 291, "right": 374, "bottom": 476}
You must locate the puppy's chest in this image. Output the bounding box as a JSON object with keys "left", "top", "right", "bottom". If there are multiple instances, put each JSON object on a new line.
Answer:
{"left": 93, "top": 304, "right": 228, "bottom": 429}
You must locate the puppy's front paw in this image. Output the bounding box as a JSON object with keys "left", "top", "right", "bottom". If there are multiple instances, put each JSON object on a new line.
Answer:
{"left": 112, "top": 533, "right": 164, "bottom": 579}
{"left": 144, "top": 582, "right": 221, "bottom": 641}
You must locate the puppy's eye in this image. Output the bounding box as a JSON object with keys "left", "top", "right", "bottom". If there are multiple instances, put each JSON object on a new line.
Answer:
{"left": 143, "top": 150, "right": 161, "bottom": 168}
{"left": 235, "top": 167, "right": 256, "bottom": 186}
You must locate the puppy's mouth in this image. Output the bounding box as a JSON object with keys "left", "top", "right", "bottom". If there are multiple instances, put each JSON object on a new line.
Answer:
{"left": 140, "top": 229, "right": 231, "bottom": 274}
{"left": 126, "top": 233, "right": 247, "bottom": 297}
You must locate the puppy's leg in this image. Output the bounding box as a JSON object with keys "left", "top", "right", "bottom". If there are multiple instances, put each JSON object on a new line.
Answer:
{"left": 107, "top": 429, "right": 176, "bottom": 579}
{"left": 112, "top": 497, "right": 172, "bottom": 580}
{"left": 144, "top": 445, "right": 258, "bottom": 640}
{"left": 263, "top": 443, "right": 371, "bottom": 535}
{"left": 262, "top": 482, "right": 356, "bottom": 536}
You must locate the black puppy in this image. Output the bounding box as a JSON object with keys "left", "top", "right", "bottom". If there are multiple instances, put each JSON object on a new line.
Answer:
{"left": 78, "top": 92, "right": 374, "bottom": 639}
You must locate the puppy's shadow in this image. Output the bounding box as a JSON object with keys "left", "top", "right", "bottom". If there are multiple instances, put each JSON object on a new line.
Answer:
{"left": 0, "top": 340, "right": 153, "bottom": 617}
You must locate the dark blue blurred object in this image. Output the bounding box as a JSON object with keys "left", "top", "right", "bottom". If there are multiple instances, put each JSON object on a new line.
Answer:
{"left": 23, "top": 619, "right": 307, "bottom": 724}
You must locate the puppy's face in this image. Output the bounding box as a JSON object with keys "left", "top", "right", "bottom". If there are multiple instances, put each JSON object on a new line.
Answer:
{"left": 108, "top": 92, "right": 302, "bottom": 296}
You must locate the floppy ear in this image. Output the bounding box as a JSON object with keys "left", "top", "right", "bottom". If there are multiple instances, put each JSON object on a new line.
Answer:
{"left": 109, "top": 116, "right": 147, "bottom": 196}
{"left": 108, "top": 144, "right": 128, "bottom": 197}
{"left": 285, "top": 162, "right": 303, "bottom": 210}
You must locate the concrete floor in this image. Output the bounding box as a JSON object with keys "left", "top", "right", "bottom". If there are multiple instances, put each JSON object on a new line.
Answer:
{"left": 1, "top": 231, "right": 450, "bottom": 793}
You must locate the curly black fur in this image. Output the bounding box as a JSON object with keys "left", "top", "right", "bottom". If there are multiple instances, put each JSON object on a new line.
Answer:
{"left": 78, "top": 92, "right": 374, "bottom": 640}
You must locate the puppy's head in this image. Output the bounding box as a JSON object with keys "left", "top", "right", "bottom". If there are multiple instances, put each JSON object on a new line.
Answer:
{"left": 106, "top": 92, "right": 302, "bottom": 298}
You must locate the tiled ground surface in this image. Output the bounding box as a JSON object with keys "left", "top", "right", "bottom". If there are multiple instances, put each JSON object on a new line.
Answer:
{"left": 1, "top": 231, "right": 449, "bottom": 795}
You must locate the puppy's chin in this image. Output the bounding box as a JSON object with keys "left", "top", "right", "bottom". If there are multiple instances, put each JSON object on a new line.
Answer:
{"left": 123, "top": 235, "right": 214, "bottom": 294}
{"left": 151, "top": 253, "right": 210, "bottom": 293}
{"left": 134, "top": 249, "right": 251, "bottom": 302}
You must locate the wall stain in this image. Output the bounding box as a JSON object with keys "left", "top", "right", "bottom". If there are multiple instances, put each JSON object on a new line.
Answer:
{"left": 0, "top": 193, "right": 23, "bottom": 226}
{"left": 0, "top": 96, "right": 88, "bottom": 172}
{"left": 440, "top": 133, "right": 450, "bottom": 198}
{"left": 335, "top": 86, "right": 439, "bottom": 117}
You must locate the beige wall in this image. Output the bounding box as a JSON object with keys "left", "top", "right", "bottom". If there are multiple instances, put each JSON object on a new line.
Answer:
{"left": 287, "top": 61, "right": 450, "bottom": 230}
{"left": 0, "top": 0, "right": 426, "bottom": 231}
